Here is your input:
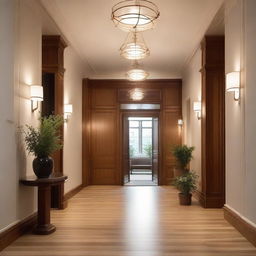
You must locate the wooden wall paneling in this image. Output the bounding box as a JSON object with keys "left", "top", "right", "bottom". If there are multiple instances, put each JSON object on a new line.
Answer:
{"left": 91, "top": 87, "right": 117, "bottom": 109}
{"left": 83, "top": 79, "right": 182, "bottom": 185}
{"left": 82, "top": 79, "right": 91, "bottom": 186}
{"left": 91, "top": 110, "right": 118, "bottom": 184}
{"left": 162, "top": 110, "right": 182, "bottom": 184}
{"left": 42, "top": 35, "right": 67, "bottom": 209}
{"left": 163, "top": 86, "right": 182, "bottom": 109}
{"left": 200, "top": 36, "right": 225, "bottom": 208}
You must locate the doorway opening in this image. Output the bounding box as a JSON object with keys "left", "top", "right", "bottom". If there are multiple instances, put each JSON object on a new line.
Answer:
{"left": 123, "top": 116, "right": 159, "bottom": 186}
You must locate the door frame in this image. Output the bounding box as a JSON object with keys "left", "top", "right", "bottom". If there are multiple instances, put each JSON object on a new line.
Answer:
{"left": 120, "top": 110, "right": 161, "bottom": 185}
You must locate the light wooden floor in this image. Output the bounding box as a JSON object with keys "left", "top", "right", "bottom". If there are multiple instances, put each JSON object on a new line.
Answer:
{"left": 2, "top": 186, "right": 256, "bottom": 256}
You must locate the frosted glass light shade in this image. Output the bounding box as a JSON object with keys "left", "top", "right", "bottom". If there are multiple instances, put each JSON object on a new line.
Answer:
{"left": 178, "top": 119, "right": 183, "bottom": 126}
{"left": 30, "top": 85, "right": 43, "bottom": 101}
{"left": 129, "top": 88, "right": 144, "bottom": 101}
{"left": 226, "top": 71, "right": 240, "bottom": 91}
{"left": 120, "top": 32, "right": 150, "bottom": 60}
{"left": 193, "top": 101, "right": 201, "bottom": 112}
{"left": 64, "top": 104, "right": 73, "bottom": 114}
{"left": 126, "top": 68, "right": 149, "bottom": 81}
{"left": 111, "top": 0, "right": 160, "bottom": 32}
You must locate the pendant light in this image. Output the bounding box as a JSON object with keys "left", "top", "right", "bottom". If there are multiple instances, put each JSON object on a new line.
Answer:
{"left": 126, "top": 61, "right": 149, "bottom": 81}
{"left": 129, "top": 88, "right": 144, "bottom": 101}
{"left": 120, "top": 32, "right": 150, "bottom": 60}
{"left": 111, "top": 0, "right": 160, "bottom": 32}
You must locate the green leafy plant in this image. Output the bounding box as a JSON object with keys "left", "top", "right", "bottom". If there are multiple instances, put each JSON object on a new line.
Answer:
{"left": 173, "top": 171, "right": 198, "bottom": 195}
{"left": 172, "top": 145, "right": 195, "bottom": 169}
{"left": 144, "top": 144, "right": 152, "bottom": 158}
{"left": 22, "top": 115, "right": 64, "bottom": 158}
{"left": 129, "top": 145, "right": 135, "bottom": 158}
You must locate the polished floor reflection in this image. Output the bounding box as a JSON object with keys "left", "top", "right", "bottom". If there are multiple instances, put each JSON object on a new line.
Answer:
{"left": 2, "top": 186, "right": 256, "bottom": 256}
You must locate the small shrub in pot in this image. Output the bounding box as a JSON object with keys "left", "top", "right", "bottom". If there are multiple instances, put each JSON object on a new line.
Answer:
{"left": 173, "top": 171, "right": 198, "bottom": 205}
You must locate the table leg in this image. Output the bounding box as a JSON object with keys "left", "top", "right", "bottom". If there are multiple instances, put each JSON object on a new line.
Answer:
{"left": 34, "top": 185, "right": 56, "bottom": 235}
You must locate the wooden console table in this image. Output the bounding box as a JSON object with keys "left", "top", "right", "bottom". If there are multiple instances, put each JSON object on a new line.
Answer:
{"left": 20, "top": 173, "right": 68, "bottom": 235}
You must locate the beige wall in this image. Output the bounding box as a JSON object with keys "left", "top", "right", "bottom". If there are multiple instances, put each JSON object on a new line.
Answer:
{"left": 63, "top": 47, "right": 90, "bottom": 193}
{"left": 182, "top": 48, "right": 202, "bottom": 190}
{"left": 225, "top": 0, "right": 256, "bottom": 225}
{"left": 0, "top": 0, "right": 91, "bottom": 231}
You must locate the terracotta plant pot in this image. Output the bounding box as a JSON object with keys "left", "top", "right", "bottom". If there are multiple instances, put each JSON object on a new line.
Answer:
{"left": 33, "top": 156, "right": 53, "bottom": 178}
{"left": 178, "top": 193, "right": 192, "bottom": 205}
{"left": 173, "top": 167, "right": 188, "bottom": 178}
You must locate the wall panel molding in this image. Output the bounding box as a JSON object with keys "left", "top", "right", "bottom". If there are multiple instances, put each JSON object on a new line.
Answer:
{"left": 83, "top": 79, "right": 182, "bottom": 185}
{"left": 201, "top": 36, "right": 225, "bottom": 208}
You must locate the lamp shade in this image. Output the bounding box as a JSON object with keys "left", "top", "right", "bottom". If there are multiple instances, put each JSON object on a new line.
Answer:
{"left": 178, "top": 119, "right": 183, "bottom": 126}
{"left": 126, "top": 68, "right": 149, "bottom": 81}
{"left": 120, "top": 32, "right": 150, "bottom": 60}
{"left": 30, "top": 85, "right": 43, "bottom": 101}
{"left": 129, "top": 88, "right": 144, "bottom": 101}
{"left": 111, "top": 0, "right": 160, "bottom": 32}
{"left": 193, "top": 101, "right": 201, "bottom": 112}
{"left": 226, "top": 71, "right": 240, "bottom": 91}
{"left": 64, "top": 104, "right": 73, "bottom": 114}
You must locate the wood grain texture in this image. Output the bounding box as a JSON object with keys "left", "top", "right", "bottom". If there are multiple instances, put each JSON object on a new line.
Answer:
{"left": 91, "top": 110, "right": 118, "bottom": 184}
{"left": 42, "top": 35, "right": 67, "bottom": 209}
{"left": 224, "top": 206, "right": 256, "bottom": 247}
{"left": 64, "top": 184, "right": 84, "bottom": 202}
{"left": 0, "top": 213, "right": 37, "bottom": 251}
{"left": 201, "top": 36, "right": 225, "bottom": 208}
{"left": 2, "top": 186, "right": 256, "bottom": 255}
{"left": 83, "top": 79, "right": 182, "bottom": 185}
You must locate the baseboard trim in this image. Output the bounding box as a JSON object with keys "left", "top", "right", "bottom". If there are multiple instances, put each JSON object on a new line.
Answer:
{"left": 64, "top": 184, "right": 84, "bottom": 202}
{"left": 224, "top": 206, "right": 256, "bottom": 247}
{"left": 193, "top": 189, "right": 224, "bottom": 208}
{"left": 0, "top": 212, "right": 37, "bottom": 251}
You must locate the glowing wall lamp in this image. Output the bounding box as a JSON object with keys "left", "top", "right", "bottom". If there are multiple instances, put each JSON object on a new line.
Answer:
{"left": 226, "top": 71, "right": 240, "bottom": 100}
{"left": 178, "top": 119, "right": 183, "bottom": 127}
{"left": 30, "top": 85, "right": 43, "bottom": 112}
{"left": 193, "top": 101, "right": 201, "bottom": 120}
{"left": 64, "top": 104, "right": 73, "bottom": 122}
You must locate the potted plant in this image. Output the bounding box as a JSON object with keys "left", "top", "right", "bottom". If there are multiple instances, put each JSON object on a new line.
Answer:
{"left": 144, "top": 144, "right": 152, "bottom": 158}
{"left": 172, "top": 145, "right": 194, "bottom": 177}
{"left": 173, "top": 171, "right": 198, "bottom": 205}
{"left": 22, "top": 115, "right": 64, "bottom": 178}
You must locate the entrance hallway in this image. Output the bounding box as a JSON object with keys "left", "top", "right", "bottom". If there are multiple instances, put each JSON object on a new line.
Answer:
{"left": 2, "top": 186, "right": 256, "bottom": 256}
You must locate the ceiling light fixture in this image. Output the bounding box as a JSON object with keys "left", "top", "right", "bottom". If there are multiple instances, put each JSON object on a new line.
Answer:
{"left": 111, "top": 0, "right": 160, "bottom": 32}
{"left": 127, "top": 68, "right": 148, "bottom": 81}
{"left": 120, "top": 32, "right": 150, "bottom": 60}
{"left": 129, "top": 88, "right": 144, "bottom": 101}
{"left": 126, "top": 61, "right": 149, "bottom": 81}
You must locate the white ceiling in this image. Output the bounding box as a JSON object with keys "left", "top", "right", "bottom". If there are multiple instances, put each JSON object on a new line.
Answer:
{"left": 40, "top": 0, "right": 224, "bottom": 79}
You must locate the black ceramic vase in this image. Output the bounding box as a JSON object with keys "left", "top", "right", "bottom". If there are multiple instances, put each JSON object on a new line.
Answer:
{"left": 33, "top": 156, "right": 53, "bottom": 178}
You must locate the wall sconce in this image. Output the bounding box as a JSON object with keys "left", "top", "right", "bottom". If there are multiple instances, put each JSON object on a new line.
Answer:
{"left": 178, "top": 119, "right": 183, "bottom": 127}
{"left": 64, "top": 104, "right": 73, "bottom": 122}
{"left": 193, "top": 101, "right": 201, "bottom": 120}
{"left": 30, "top": 85, "right": 43, "bottom": 112}
{"left": 226, "top": 71, "right": 240, "bottom": 100}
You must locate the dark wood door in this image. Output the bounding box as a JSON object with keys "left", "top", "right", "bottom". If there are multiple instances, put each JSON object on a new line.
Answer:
{"left": 152, "top": 117, "right": 159, "bottom": 184}
{"left": 123, "top": 117, "right": 130, "bottom": 184}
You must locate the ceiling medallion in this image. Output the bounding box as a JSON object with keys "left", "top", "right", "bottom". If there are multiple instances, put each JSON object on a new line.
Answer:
{"left": 120, "top": 32, "right": 150, "bottom": 60}
{"left": 111, "top": 0, "right": 160, "bottom": 32}
{"left": 129, "top": 88, "right": 144, "bottom": 101}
